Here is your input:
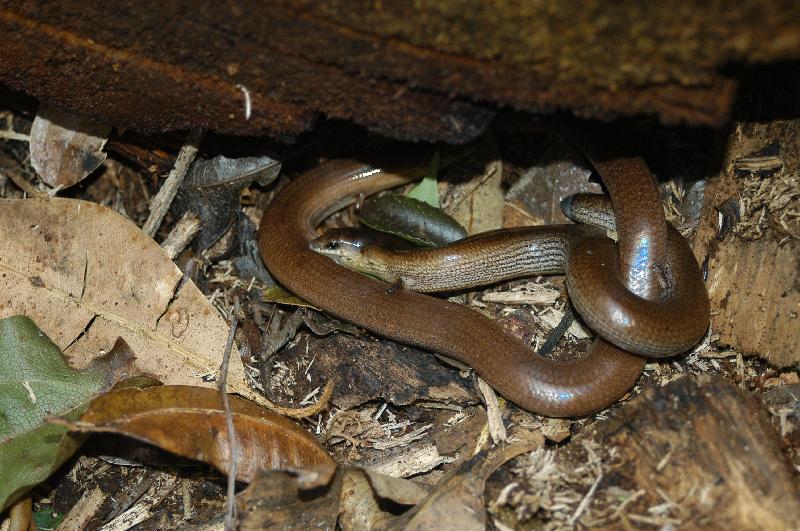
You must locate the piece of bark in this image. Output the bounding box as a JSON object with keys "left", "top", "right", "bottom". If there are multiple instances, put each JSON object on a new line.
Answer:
{"left": 592, "top": 374, "right": 800, "bottom": 529}
{"left": 434, "top": 408, "right": 488, "bottom": 456}
{"left": 3, "top": 2, "right": 798, "bottom": 142}
{"left": 693, "top": 120, "right": 800, "bottom": 366}
{"left": 275, "top": 333, "right": 477, "bottom": 410}
{"left": 237, "top": 467, "right": 342, "bottom": 531}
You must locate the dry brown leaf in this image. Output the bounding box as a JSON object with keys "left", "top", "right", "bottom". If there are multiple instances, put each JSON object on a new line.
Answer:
{"left": 236, "top": 442, "right": 536, "bottom": 530}
{"left": 375, "top": 441, "right": 539, "bottom": 531}
{"left": 237, "top": 467, "right": 343, "bottom": 530}
{"left": 237, "top": 465, "right": 428, "bottom": 530}
{"left": 0, "top": 198, "right": 257, "bottom": 400}
{"left": 340, "top": 469, "right": 430, "bottom": 530}
{"left": 70, "top": 385, "right": 333, "bottom": 481}
{"left": 447, "top": 161, "right": 504, "bottom": 235}
{"left": 504, "top": 157, "right": 601, "bottom": 227}
{"left": 30, "top": 104, "right": 111, "bottom": 189}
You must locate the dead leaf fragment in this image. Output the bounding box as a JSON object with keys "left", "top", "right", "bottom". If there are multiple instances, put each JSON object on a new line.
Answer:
{"left": 0, "top": 197, "right": 256, "bottom": 400}
{"left": 340, "top": 469, "right": 430, "bottom": 530}
{"left": 375, "top": 441, "right": 539, "bottom": 531}
{"left": 30, "top": 103, "right": 111, "bottom": 189}
{"left": 505, "top": 156, "right": 601, "bottom": 227}
{"left": 237, "top": 466, "right": 343, "bottom": 530}
{"left": 174, "top": 154, "right": 280, "bottom": 250}
{"left": 237, "top": 465, "right": 428, "bottom": 531}
{"left": 72, "top": 385, "right": 333, "bottom": 481}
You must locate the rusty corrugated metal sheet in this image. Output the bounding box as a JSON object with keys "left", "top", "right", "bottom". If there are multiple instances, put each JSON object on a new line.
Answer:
{"left": 1, "top": 1, "right": 798, "bottom": 142}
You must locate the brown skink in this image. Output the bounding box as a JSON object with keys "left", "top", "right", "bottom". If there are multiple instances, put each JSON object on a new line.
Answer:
{"left": 311, "top": 195, "right": 709, "bottom": 356}
{"left": 258, "top": 151, "right": 705, "bottom": 416}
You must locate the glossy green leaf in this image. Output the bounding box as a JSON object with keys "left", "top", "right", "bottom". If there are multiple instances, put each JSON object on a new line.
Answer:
{"left": 359, "top": 193, "right": 466, "bottom": 247}
{"left": 34, "top": 507, "right": 65, "bottom": 530}
{"left": 0, "top": 316, "right": 135, "bottom": 511}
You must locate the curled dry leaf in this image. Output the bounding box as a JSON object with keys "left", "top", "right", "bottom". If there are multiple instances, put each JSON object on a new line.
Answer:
{"left": 374, "top": 441, "right": 541, "bottom": 531}
{"left": 0, "top": 316, "right": 136, "bottom": 512}
{"left": 30, "top": 103, "right": 112, "bottom": 189}
{"left": 0, "top": 198, "right": 257, "bottom": 401}
{"left": 339, "top": 470, "right": 430, "bottom": 530}
{"left": 70, "top": 385, "right": 333, "bottom": 481}
{"left": 237, "top": 465, "right": 428, "bottom": 531}
{"left": 173, "top": 154, "right": 281, "bottom": 250}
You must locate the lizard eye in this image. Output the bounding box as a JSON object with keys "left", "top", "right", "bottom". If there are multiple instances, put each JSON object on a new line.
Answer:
{"left": 325, "top": 241, "right": 340, "bottom": 250}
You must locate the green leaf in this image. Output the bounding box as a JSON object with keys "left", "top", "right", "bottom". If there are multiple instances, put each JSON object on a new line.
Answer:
{"left": 360, "top": 193, "right": 467, "bottom": 247}
{"left": 34, "top": 508, "right": 65, "bottom": 530}
{"left": 405, "top": 152, "right": 440, "bottom": 208}
{"left": 0, "top": 316, "right": 135, "bottom": 511}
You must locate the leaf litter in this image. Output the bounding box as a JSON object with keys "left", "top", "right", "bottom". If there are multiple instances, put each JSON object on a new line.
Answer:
{"left": 0, "top": 109, "right": 797, "bottom": 529}
{"left": 0, "top": 197, "right": 256, "bottom": 401}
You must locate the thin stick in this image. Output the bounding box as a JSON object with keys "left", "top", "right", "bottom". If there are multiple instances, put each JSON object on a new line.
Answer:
{"left": 0, "top": 129, "right": 30, "bottom": 142}
{"left": 219, "top": 296, "right": 241, "bottom": 531}
{"left": 1, "top": 170, "right": 48, "bottom": 199}
{"left": 569, "top": 469, "right": 603, "bottom": 526}
{"left": 476, "top": 376, "right": 507, "bottom": 444}
{"left": 160, "top": 211, "right": 201, "bottom": 259}
{"left": 142, "top": 128, "right": 204, "bottom": 237}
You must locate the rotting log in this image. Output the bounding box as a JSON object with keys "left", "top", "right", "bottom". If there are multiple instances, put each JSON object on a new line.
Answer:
{"left": 693, "top": 119, "right": 800, "bottom": 367}
{"left": 592, "top": 374, "right": 800, "bottom": 529}
{"left": 1, "top": 2, "right": 800, "bottom": 142}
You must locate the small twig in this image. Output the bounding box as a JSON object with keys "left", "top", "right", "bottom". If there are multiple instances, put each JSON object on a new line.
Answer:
{"left": 612, "top": 488, "right": 646, "bottom": 519}
{"left": 236, "top": 84, "right": 252, "bottom": 120}
{"left": 1, "top": 169, "right": 48, "bottom": 199}
{"left": 569, "top": 468, "right": 603, "bottom": 526}
{"left": 258, "top": 305, "right": 280, "bottom": 396}
{"left": 0, "top": 129, "right": 30, "bottom": 142}
{"left": 736, "top": 352, "right": 746, "bottom": 389}
{"left": 477, "top": 376, "right": 507, "bottom": 445}
{"left": 58, "top": 487, "right": 107, "bottom": 531}
{"left": 97, "top": 473, "right": 178, "bottom": 531}
{"left": 219, "top": 296, "right": 241, "bottom": 531}
{"left": 6, "top": 496, "right": 32, "bottom": 531}
{"left": 142, "top": 128, "right": 204, "bottom": 237}
{"left": 160, "top": 211, "right": 201, "bottom": 259}
{"left": 257, "top": 379, "right": 335, "bottom": 419}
